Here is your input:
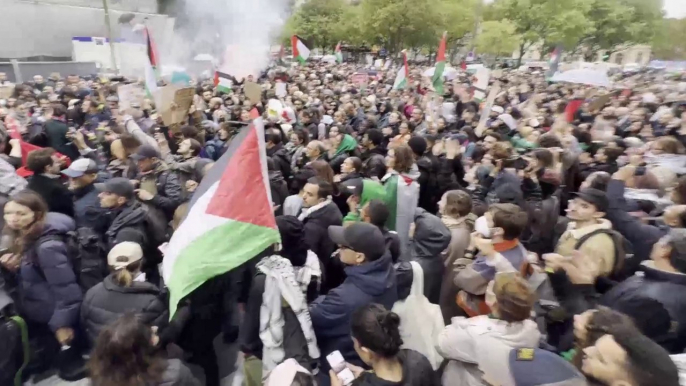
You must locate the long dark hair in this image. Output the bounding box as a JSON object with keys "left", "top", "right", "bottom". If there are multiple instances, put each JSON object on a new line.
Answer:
{"left": 89, "top": 313, "right": 167, "bottom": 386}
{"left": 2, "top": 190, "right": 48, "bottom": 254}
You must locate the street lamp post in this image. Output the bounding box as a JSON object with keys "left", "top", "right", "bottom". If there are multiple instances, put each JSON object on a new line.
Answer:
{"left": 103, "top": 0, "right": 119, "bottom": 74}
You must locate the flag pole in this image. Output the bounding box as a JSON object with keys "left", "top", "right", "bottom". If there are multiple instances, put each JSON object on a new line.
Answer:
{"left": 102, "top": 0, "right": 119, "bottom": 75}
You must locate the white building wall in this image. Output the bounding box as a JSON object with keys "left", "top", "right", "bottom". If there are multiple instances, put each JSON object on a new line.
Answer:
{"left": 0, "top": 0, "right": 171, "bottom": 59}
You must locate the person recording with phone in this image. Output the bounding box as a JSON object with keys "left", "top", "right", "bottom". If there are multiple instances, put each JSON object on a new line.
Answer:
{"left": 328, "top": 304, "right": 438, "bottom": 386}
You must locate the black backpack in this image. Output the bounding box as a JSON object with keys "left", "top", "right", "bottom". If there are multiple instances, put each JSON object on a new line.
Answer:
{"left": 38, "top": 227, "right": 109, "bottom": 291}
{"left": 574, "top": 228, "right": 634, "bottom": 281}
{"left": 0, "top": 307, "right": 29, "bottom": 386}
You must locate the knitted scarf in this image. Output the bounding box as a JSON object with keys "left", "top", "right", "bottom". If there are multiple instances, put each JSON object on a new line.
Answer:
{"left": 258, "top": 255, "right": 320, "bottom": 376}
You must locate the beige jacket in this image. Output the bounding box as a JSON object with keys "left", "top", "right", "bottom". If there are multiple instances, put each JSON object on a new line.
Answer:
{"left": 555, "top": 218, "right": 615, "bottom": 279}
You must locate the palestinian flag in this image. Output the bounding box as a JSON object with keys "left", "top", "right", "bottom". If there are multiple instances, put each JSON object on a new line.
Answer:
{"left": 163, "top": 110, "right": 281, "bottom": 318}
{"left": 546, "top": 46, "right": 562, "bottom": 80}
{"left": 143, "top": 26, "right": 159, "bottom": 100}
{"left": 565, "top": 98, "right": 584, "bottom": 123}
{"left": 214, "top": 71, "right": 233, "bottom": 94}
{"left": 292, "top": 35, "right": 310, "bottom": 64}
{"left": 335, "top": 42, "right": 343, "bottom": 63}
{"left": 432, "top": 31, "right": 447, "bottom": 95}
{"left": 393, "top": 50, "right": 409, "bottom": 90}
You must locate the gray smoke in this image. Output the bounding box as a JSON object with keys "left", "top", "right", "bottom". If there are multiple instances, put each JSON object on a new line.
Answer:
{"left": 164, "top": 0, "right": 291, "bottom": 78}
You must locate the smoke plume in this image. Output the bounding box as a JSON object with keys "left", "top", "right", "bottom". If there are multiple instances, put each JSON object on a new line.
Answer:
{"left": 164, "top": 0, "right": 291, "bottom": 79}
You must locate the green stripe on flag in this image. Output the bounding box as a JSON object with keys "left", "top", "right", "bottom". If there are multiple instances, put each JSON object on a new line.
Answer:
{"left": 432, "top": 61, "right": 446, "bottom": 94}
{"left": 296, "top": 55, "right": 307, "bottom": 65}
{"left": 167, "top": 220, "right": 280, "bottom": 318}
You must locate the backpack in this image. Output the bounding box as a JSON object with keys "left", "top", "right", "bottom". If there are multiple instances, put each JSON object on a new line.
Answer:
{"left": 38, "top": 227, "right": 109, "bottom": 291}
{"left": 0, "top": 308, "right": 29, "bottom": 386}
{"left": 574, "top": 229, "right": 634, "bottom": 281}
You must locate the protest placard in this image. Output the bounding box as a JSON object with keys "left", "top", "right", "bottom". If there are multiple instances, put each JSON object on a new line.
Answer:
{"left": 157, "top": 86, "right": 195, "bottom": 128}
{"left": 0, "top": 84, "right": 14, "bottom": 99}
{"left": 275, "top": 82, "right": 287, "bottom": 98}
{"left": 244, "top": 82, "right": 262, "bottom": 104}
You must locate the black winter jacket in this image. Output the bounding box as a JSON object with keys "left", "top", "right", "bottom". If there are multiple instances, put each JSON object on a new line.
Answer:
{"left": 27, "top": 174, "right": 74, "bottom": 218}
{"left": 80, "top": 274, "right": 168, "bottom": 346}
{"left": 72, "top": 183, "right": 106, "bottom": 229}
{"left": 104, "top": 202, "right": 149, "bottom": 251}
{"left": 302, "top": 202, "right": 343, "bottom": 291}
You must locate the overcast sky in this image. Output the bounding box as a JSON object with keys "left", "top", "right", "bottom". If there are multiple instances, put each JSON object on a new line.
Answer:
{"left": 664, "top": 0, "right": 686, "bottom": 18}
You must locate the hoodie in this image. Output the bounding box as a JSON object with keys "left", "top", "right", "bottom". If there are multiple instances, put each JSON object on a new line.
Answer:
{"left": 310, "top": 253, "right": 398, "bottom": 372}
{"left": 343, "top": 179, "right": 387, "bottom": 223}
{"left": 437, "top": 315, "right": 541, "bottom": 386}
{"left": 409, "top": 209, "right": 451, "bottom": 303}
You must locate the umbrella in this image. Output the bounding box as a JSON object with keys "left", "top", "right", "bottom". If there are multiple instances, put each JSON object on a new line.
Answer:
{"left": 551, "top": 69, "right": 611, "bottom": 88}
{"left": 422, "top": 66, "right": 460, "bottom": 80}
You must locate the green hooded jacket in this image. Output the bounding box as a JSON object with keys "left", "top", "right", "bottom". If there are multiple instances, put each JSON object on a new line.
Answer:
{"left": 335, "top": 134, "right": 358, "bottom": 157}
{"left": 343, "top": 179, "right": 386, "bottom": 223}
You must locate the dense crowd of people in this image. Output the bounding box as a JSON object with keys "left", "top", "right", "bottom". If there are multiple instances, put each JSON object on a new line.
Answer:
{"left": 1, "top": 61, "right": 686, "bottom": 386}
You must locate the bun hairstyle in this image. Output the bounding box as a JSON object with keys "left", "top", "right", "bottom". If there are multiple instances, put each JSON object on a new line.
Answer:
{"left": 351, "top": 304, "right": 403, "bottom": 358}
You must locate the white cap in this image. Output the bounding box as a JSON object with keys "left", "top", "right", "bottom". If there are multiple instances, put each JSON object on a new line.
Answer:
{"left": 107, "top": 242, "right": 143, "bottom": 270}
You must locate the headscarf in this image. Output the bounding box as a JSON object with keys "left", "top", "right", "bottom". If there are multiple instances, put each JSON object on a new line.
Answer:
{"left": 334, "top": 134, "right": 357, "bottom": 157}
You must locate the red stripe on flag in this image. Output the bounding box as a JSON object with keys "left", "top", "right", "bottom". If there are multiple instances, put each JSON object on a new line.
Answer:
{"left": 291, "top": 35, "right": 299, "bottom": 58}
{"left": 436, "top": 32, "right": 447, "bottom": 62}
{"left": 145, "top": 27, "right": 158, "bottom": 67}
{"left": 205, "top": 120, "right": 275, "bottom": 229}
{"left": 565, "top": 99, "right": 584, "bottom": 123}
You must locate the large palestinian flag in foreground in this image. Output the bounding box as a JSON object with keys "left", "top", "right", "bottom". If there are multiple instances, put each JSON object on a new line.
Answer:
{"left": 163, "top": 110, "right": 280, "bottom": 318}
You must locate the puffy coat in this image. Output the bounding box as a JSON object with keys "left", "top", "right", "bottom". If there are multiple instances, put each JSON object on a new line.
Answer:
{"left": 310, "top": 253, "right": 398, "bottom": 372}
{"left": 409, "top": 209, "right": 451, "bottom": 304}
{"left": 18, "top": 213, "right": 82, "bottom": 331}
{"left": 138, "top": 163, "right": 184, "bottom": 221}
{"left": 156, "top": 359, "right": 201, "bottom": 386}
{"left": 436, "top": 315, "right": 540, "bottom": 386}
{"left": 601, "top": 261, "right": 686, "bottom": 353}
{"left": 81, "top": 274, "right": 168, "bottom": 346}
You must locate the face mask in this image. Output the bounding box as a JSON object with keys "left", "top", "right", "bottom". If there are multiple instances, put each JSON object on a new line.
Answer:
{"left": 475, "top": 216, "right": 491, "bottom": 238}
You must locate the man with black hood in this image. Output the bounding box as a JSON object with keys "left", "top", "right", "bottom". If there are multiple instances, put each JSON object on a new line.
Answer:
{"left": 268, "top": 157, "right": 289, "bottom": 216}
{"left": 299, "top": 177, "right": 343, "bottom": 292}
{"left": 360, "top": 129, "right": 387, "bottom": 180}
{"left": 266, "top": 128, "right": 292, "bottom": 180}
{"left": 408, "top": 136, "right": 440, "bottom": 213}
{"left": 96, "top": 178, "right": 149, "bottom": 251}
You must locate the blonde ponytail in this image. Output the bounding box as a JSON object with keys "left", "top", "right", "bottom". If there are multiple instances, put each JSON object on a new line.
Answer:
{"left": 113, "top": 268, "right": 133, "bottom": 287}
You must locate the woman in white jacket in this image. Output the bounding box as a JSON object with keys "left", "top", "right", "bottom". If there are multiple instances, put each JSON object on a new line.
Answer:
{"left": 436, "top": 272, "right": 540, "bottom": 386}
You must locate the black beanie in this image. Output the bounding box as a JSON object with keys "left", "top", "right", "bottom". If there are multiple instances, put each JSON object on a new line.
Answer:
{"left": 407, "top": 136, "right": 427, "bottom": 157}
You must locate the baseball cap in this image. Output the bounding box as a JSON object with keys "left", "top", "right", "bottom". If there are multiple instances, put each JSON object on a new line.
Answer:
{"left": 130, "top": 145, "right": 161, "bottom": 161}
{"left": 95, "top": 177, "right": 135, "bottom": 199}
{"left": 328, "top": 223, "right": 387, "bottom": 261}
{"left": 492, "top": 105, "right": 504, "bottom": 114}
{"left": 61, "top": 158, "right": 98, "bottom": 178}
{"left": 107, "top": 242, "right": 143, "bottom": 270}
{"left": 480, "top": 344, "right": 587, "bottom": 386}
{"left": 573, "top": 188, "right": 608, "bottom": 212}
